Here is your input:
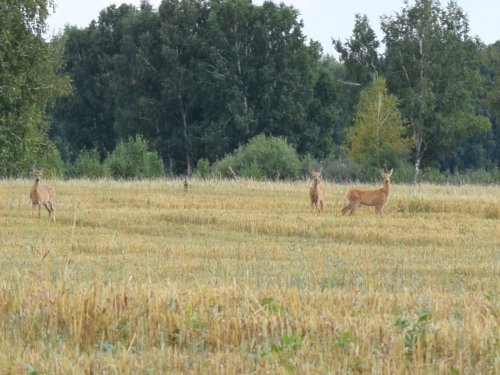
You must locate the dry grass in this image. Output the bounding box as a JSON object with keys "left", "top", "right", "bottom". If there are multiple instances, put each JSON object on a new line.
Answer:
{"left": 0, "top": 178, "right": 498, "bottom": 374}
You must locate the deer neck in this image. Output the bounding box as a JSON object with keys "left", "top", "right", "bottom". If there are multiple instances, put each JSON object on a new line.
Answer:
{"left": 383, "top": 179, "right": 390, "bottom": 195}
{"left": 32, "top": 179, "right": 40, "bottom": 192}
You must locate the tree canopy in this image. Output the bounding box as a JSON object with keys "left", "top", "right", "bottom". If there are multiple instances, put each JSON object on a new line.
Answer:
{"left": 0, "top": 0, "right": 69, "bottom": 176}
{"left": 347, "top": 76, "right": 412, "bottom": 170}
{"left": 1, "top": 0, "right": 499, "bottom": 181}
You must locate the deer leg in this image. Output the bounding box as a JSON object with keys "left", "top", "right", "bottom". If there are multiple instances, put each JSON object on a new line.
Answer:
{"left": 349, "top": 202, "right": 359, "bottom": 216}
{"left": 341, "top": 204, "right": 350, "bottom": 215}
{"left": 319, "top": 200, "right": 323, "bottom": 212}
{"left": 49, "top": 202, "right": 56, "bottom": 222}
{"left": 43, "top": 202, "right": 55, "bottom": 222}
{"left": 311, "top": 196, "right": 318, "bottom": 210}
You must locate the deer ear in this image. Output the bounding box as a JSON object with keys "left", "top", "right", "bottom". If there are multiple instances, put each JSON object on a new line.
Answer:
{"left": 388, "top": 168, "right": 393, "bottom": 176}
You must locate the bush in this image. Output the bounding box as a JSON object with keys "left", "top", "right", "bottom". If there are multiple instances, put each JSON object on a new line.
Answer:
{"left": 317, "top": 155, "right": 363, "bottom": 182}
{"left": 390, "top": 162, "right": 415, "bottom": 184}
{"left": 70, "top": 149, "right": 109, "bottom": 179}
{"left": 422, "top": 167, "right": 448, "bottom": 184}
{"left": 215, "top": 134, "right": 301, "bottom": 180}
{"left": 106, "top": 135, "right": 164, "bottom": 179}
{"left": 25, "top": 142, "right": 66, "bottom": 178}
{"left": 194, "top": 158, "right": 211, "bottom": 179}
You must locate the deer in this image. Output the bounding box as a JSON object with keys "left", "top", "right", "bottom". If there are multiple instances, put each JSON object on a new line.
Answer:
{"left": 309, "top": 169, "right": 325, "bottom": 212}
{"left": 30, "top": 169, "right": 55, "bottom": 222}
{"left": 341, "top": 169, "right": 393, "bottom": 216}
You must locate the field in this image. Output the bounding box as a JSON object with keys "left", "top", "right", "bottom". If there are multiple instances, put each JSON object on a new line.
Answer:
{"left": 0, "top": 178, "right": 498, "bottom": 374}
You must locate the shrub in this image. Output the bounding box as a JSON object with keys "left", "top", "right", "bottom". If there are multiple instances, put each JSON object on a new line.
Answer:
{"left": 318, "top": 155, "right": 363, "bottom": 182}
{"left": 215, "top": 134, "right": 301, "bottom": 180}
{"left": 70, "top": 149, "right": 109, "bottom": 179}
{"left": 106, "top": 135, "right": 164, "bottom": 179}
{"left": 390, "top": 162, "right": 415, "bottom": 184}
{"left": 422, "top": 167, "right": 448, "bottom": 184}
{"left": 25, "top": 143, "right": 66, "bottom": 178}
{"left": 194, "top": 158, "right": 211, "bottom": 179}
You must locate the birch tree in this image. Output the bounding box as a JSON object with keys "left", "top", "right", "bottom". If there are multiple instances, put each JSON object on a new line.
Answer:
{"left": 382, "top": 0, "right": 490, "bottom": 182}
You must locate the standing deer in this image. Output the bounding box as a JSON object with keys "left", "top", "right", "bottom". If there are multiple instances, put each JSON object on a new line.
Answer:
{"left": 341, "top": 169, "right": 393, "bottom": 216}
{"left": 30, "top": 169, "right": 55, "bottom": 222}
{"left": 309, "top": 170, "right": 325, "bottom": 212}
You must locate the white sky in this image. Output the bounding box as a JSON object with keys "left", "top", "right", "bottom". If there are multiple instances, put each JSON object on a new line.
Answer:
{"left": 46, "top": 0, "right": 500, "bottom": 55}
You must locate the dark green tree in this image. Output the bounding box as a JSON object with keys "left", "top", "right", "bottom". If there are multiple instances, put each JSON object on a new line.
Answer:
{"left": 50, "top": 0, "right": 340, "bottom": 174}
{"left": 476, "top": 42, "right": 500, "bottom": 169}
{"left": 0, "top": 0, "right": 69, "bottom": 176}
{"left": 51, "top": 5, "right": 138, "bottom": 160}
{"left": 111, "top": 3, "right": 165, "bottom": 151}
{"left": 158, "top": 0, "right": 210, "bottom": 175}
{"left": 334, "top": 13, "right": 380, "bottom": 87}
{"left": 382, "top": 0, "right": 490, "bottom": 181}
{"left": 333, "top": 14, "right": 381, "bottom": 140}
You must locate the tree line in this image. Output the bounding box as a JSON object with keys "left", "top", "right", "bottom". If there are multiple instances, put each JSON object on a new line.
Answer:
{"left": 1, "top": 0, "right": 499, "bottom": 182}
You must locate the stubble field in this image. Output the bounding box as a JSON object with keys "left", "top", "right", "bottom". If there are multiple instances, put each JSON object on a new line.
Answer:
{"left": 0, "top": 178, "right": 498, "bottom": 374}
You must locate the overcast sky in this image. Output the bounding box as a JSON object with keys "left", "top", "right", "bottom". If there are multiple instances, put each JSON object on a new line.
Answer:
{"left": 46, "top": 0, "right": 500, "bottom": 55}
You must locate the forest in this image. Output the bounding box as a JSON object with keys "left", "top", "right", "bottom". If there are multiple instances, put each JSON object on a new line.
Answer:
{"left": 1, "top": 0, "right": 499, "bottom": 182}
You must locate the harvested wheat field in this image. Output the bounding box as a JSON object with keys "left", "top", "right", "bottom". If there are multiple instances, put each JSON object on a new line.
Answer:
{"left": 0, "top": 178, "right": 498, "bottom": 374}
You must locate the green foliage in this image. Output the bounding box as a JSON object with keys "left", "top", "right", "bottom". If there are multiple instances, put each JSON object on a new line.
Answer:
{"left": 269, "top": 332, "right": 302, "bottom": 353}
{"left": 382, "top": 0, "right": 491, "bottom": 179}
{"left": 334, "top": 332, "right": 352, "bottom": 348}
{"left": 17, "top": 138, "right": 66, "bottom": 178}
{"left": 390, "top": 162, "right": 414, "bottom": 184}
{"left": 194, "top": 159, "right": 211, "bottom": 179}
{"left": 0, "top": 0, "right": 70, "bottom": 177}
{"left": 70, "top": 149, "right": 109, "bottom": 179}
{"left": 318, "top": 155, "right": 363, "bottom": 182}
{"left": 26, "top": 364, "right": 39, "bottom": 375}
{"left": 347, "top": 76, "right": 412, "bottom": 170}
{"left": 395, "top": 309, "right": 431, "bottom": 356}
{"left": 49, "top": 0, "right": 334, "bottom": 174}
{"left": 334, "top": 14, "right": 380, "bottom": 86}
{"left": 215, "top": 135, "right": 301, "bottom": 180}
{"left": 106, "top": 136, "right": 164, "bottom": 179}
{"left": 40, "top": 0, "right": 500, "bottom": 180}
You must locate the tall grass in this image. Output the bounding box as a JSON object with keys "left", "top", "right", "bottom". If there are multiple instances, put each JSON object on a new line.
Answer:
{"left": 0, "top": 178, "right": 498, "bottom": 374}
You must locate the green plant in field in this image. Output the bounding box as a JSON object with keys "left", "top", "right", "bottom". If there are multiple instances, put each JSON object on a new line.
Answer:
{"left": 268, "top": 332, "right": 303, "bottom": 354}
{"left": 26, "top": 364, "right": 39, "bottom": 375}
{"left": 260, "top": 297, "right": 284, "bottom": 312}
{"left": 334, "top": 332, "right": 352, "bottom": 348}
{"left": 395, "top": 309, "right": 430, "bottom": 355}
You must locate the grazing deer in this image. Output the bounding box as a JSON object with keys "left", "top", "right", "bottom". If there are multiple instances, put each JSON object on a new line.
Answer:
{"left": 30, "top": 169, "right": 55, "bottom": 222}
{"left": 341, "top": 169, "right": 393, "bottom": 216}
{"left": 309, "top": 170, "right": 325, "bottom": 212}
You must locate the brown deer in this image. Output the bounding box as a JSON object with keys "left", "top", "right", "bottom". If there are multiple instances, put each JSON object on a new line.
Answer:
{"left": 341, "top": 169, "right": 393, "bottom": 216}
{"left": 30, "top": 169, "right": 55, "bottom": 222}
{"left": 309, "top": 170, "right": 325, "bottom": 212}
